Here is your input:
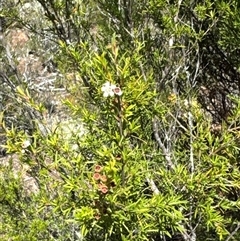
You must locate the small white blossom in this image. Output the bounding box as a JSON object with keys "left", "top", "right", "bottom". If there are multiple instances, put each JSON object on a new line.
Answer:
{"left": 113, "top": 86, "right": 123, "bottom": 96}
{"left": 101, "top": 81, "right": 116, "bottom": 97}
{"left": 22, "top": 139, "right": 31, "bottom": 149}
{"left": 101, "top": 82, "right": 123, "bottom": 97}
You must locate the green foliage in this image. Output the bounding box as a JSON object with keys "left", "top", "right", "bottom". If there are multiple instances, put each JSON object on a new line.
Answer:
{"left": 1, "top": 0, "right": 240, "bottom": 241}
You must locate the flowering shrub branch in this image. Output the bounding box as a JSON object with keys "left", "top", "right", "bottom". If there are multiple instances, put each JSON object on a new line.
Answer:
{"left": 101, "top": 81, "right": 123, "bottom": 97}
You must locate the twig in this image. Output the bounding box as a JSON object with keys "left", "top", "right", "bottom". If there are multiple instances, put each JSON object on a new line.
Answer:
{"left": 152, "top": 116, "right": 175, "bottom": 169}
{"left": 146, "top": 177, "right": 160, "bottom": 195}
{"left": 226, "top": 223, "right": 240, "bottom": 241}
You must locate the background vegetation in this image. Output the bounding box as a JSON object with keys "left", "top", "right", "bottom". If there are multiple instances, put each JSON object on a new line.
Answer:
{"left": 1, "top": 0, "right": 240, "bottom": 240}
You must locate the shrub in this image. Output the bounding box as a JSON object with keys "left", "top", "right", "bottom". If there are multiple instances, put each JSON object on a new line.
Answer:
{"left": 1, "top": 1, "right": 240, "bottom": 241}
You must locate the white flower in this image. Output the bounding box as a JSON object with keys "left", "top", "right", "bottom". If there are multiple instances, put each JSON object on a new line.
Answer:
{"left": 22, "top": 139, "right": 31, "bottom": 149}
{"left": 113, "top": 86, "right": 123, "bottom": 96}
{"left": 101, "top": 82, "right": 123, "bottom": 97}
{"left": 101, "top": 81, "right": 116, "bottom": 97}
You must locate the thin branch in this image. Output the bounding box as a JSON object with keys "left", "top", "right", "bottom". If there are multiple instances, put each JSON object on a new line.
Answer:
{"left": 146, "top": 177, "right": 160, "bottom": 195}
{"left": 153, "top": 116, "right": 175, "bottom": 169}
{"left": 226, "top": 223, "right": 240, "bottom": 241}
